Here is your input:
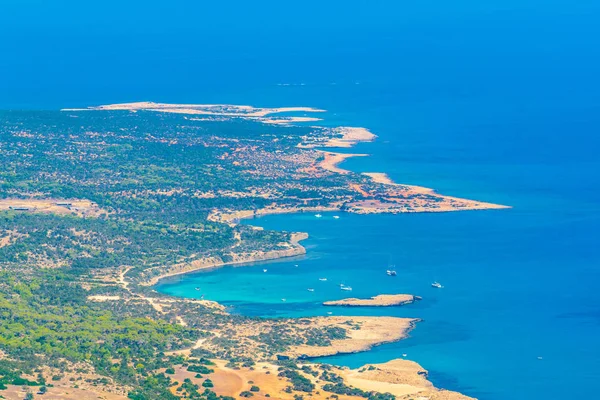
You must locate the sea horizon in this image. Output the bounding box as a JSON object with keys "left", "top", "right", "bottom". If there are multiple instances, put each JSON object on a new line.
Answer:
{"left": 2, "top": 1, "right": 600, "bottom": 398}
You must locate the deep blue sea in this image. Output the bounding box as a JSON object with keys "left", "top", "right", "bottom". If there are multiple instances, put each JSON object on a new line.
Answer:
{"left": 2, "top": 1, "right": 600, "bottom": 399}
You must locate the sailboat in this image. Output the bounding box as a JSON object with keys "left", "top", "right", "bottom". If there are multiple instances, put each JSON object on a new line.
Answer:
{"left": 386, "top": 258, "right": 398, "bottom": 276}
{"left": 340, "top": 283, "right": 353, "bottom": 291}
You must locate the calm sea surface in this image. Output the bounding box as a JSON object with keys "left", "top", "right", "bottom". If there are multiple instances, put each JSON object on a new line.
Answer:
{"left": 3, "top": 1, "right": 600, "bottom": 399}
{"left": 157, "top": 97, "right": 600, "bottom": 400}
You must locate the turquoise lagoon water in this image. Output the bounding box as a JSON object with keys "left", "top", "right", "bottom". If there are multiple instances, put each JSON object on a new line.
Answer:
{"left": 3, "top": 0, "right": 600, "bottom": 398}
{"left": 157, "top": 89, "right": 600, "bottom": 400}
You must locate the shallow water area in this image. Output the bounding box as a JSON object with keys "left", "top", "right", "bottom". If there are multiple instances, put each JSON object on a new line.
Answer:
{"left": 158, "top": 202, "right": 600, "bottom": 400}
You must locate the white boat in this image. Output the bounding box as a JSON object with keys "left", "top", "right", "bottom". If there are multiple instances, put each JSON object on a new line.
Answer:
{"left": 307, "top": 288, "right": 315, "bottom": 292}
{"left": 294, "top": 264, "right": 299, "bottom": 267}
{"left": 281, "top": 298, "right": 287, "bottom": 302}
{"left": 386, "top": 270, "right": 397, "bottom": 276}
{"left": 333, "top": 215, "right": 340, "bottom": 219}
{"left": 431, "top": 282, "right": 443, "bottom": 288}
{"left": 319, "top": 278, "right": 327, "bottom": 281}
{"left": 341, "top": 286, "right": 353, "bottom": 291}
{"left": 195, "top": 287, "right": 201, "bottom": 291}
{"left": 327, "top": 312, "right": 333, "bottom": 315}
{"left": 315, "top": 214, "right": 322, "bottom": 218}
{"left": 263, "top": 269, "right": 268, "bottom": 272}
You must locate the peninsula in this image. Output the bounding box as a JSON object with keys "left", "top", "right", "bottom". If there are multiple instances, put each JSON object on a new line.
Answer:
{"left": 0, "top": 101, "right": 509, "bottom": 399}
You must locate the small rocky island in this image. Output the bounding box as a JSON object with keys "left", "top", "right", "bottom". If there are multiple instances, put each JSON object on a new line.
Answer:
{"left": 324, "top": 294, "right": 421, "bottom": 307}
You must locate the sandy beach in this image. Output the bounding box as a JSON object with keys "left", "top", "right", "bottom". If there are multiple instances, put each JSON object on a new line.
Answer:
{"left": 141, "top": 232, "right": 309, "bottom": 286}
{"left": 362, "top": 172, "right": 398, "bottom": 185}
{"left": 317, "top": 150, "right": 368, "bottom": 174}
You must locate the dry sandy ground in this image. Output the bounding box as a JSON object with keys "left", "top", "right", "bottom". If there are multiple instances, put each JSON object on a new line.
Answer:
{"left": 287, "top": 316, "right": 417, "bottom": 358}
{"left": 182, "top": 358, "right": 474, "bottom": 400}
{"left": 0, "top": 198, "right": 105, "bottom": 217}
{"left": 345, "top": 172, "right": 509, "bottom": 214}
{"left": 340, "top": 359, "right": 475, "bottom": 400}
{"left": 0, "top": 357, "right": 474, "bottom": 400}
{"left": 1, "top": 361, "right": 129, "bottom": 400}
{"left": 1, "top": 385, "right": 128, "bottom": 400}
{"left": 0, "top": 230, "right": 22, "bottom": 248}
{"left": 324, "top": 294, "right": 418, "bottom": 307}
{"left": 346, "top": 196, "right": 509, "bottom": 214}
{"left": 165, "top": 361, "right": 305, "bottom": 400}
{"left": 362, "top": 172, "right": 397, "bottom": 185}
{"left": 208, "top": 361, "right": 365, "bottom": 400}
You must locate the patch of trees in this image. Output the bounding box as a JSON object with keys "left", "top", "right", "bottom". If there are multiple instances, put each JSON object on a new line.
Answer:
{"left": 277, "top": 369, "right": 315, "bottom": 392}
